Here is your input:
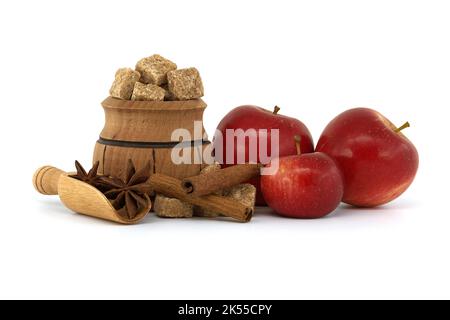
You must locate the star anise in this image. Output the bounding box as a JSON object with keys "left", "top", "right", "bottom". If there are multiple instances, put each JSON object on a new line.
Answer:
{"left": 102, "top": 160, "right": 152, "bottom": 220}
{"left": 69, "top": 161, "right": 109, "bottom": 190}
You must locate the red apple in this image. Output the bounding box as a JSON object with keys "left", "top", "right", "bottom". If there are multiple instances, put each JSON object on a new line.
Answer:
{"left": 214, "top": 106, "right": 314, "bottom": 205}
{"left": 261, "top": 136, "right": 344, "bottom": 218}
{"left": 316, "top": 108, "right": 419, "bottom": 207}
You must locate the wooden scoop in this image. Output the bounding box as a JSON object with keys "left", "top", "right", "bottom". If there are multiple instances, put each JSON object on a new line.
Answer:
{"left": 33, "top": 166, "right": 151, "bottom": 224}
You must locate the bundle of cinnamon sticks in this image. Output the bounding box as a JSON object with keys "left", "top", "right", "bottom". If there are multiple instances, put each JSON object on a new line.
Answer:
{"left": 150, "top": 164, "right": 261, "bottom": 222}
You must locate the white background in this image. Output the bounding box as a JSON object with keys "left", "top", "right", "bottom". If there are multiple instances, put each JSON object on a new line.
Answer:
{"left": 0, "top": 0, "right": 449, "bottom": 300}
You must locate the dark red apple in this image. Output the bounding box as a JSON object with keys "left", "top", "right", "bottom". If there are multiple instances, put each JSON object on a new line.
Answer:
{"left": 261, "top": 136, "right": 344, "bottom": 218}
{"left": 316, "top": 108, "right": 419, "bottom": 207}
{"left": 214, "top": 106, "right": 314, "bottom": 205}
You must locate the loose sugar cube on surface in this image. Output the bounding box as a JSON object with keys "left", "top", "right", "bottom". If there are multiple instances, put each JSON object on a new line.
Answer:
{"left": 154, "top": 194, "right": 193, "bottom": 218}
{"left": 109, "top": 68, "right": 140, "bottom": 100}
{"left": 131, "top": 82, "right": 166, "bottom": 101}
{"left": 167, "top": 68, "right": 204, "bottom": 101}
{"left": 200, "top": 163, "right": 222, "bottom": 175}
{"left": 224, "top": 184, "right": 256, "bottom": 209}
{"left": 135, "top": 54, "right": 177, "bottom": 85}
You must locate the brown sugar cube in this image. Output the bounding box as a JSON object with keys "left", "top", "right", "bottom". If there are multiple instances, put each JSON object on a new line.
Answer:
{"left": 223, "top": 184, "right": 257, "bottom": 210}
{"left": 131, "top": 83, "right": 166, "bottom": 101}
{"left": 109, "top": 68, "right": 140, "bottom": 100}
{"left": 135, "top": 54, "right": 177, "bottom": 85}
{"left": 167, "top": 68, "right": 204, "bottom": 100}
{"left": 154, "top": 194, "right": 193, "bottom": 218}
{"left": 200, "top": 163, "right": 222, "bottom": 175}
{"left": 161, "top": 84, "right": 176, "bottom": 101}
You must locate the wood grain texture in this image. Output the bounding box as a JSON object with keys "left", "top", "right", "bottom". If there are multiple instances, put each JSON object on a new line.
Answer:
{"left": 93, "top": 97, "right": 209, "bottom": 180}
{"left": 92, "top": 143, "right": 107, "bottom": 174}
{"left": 154, "top": 145, "right": 203, "bottom": 180}
{"left": 100, "top": 97, "right": 207, "bottom": 142}
{"left": 33, "top": 166, "right": 65, "bottom": 195}
{"left": 98, "top": 144, "right": 155, "bottom": 181}
{"left": 58, "top": 175, "right": 150, "bottom": 224}
{"left": 32, "top": 166, "right": 151, "bottom": 224}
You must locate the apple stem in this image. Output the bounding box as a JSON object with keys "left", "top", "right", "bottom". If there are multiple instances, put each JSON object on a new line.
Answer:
{"left": 273, "top": 106, "right": 281, "bottom": 115}
{"left": 294, "top": 135, "right": 302, "bottom": 156}
{"left": 395, "top": 122, "right": 410, "bottom": 133}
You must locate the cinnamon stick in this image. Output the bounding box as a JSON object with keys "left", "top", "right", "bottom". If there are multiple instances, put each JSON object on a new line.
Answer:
{"left": 148, "top": 174, "right": 253, "bottom": 222}
{"left": 181, "top": 164, "right": 261, "bottom": 197}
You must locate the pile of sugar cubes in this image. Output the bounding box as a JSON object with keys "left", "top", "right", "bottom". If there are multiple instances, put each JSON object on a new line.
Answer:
{"left": 109, "top": 54, "right": 204, "bottom": 101}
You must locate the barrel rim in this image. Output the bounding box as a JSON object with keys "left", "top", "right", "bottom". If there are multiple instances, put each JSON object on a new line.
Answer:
{"left": 102, "top": 96, "right": 207, "bottom": 111}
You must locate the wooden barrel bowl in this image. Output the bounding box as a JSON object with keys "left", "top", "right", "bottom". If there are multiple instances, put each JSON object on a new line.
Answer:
{"left": 93, "top": 97, "right": 210, "bottom": 181}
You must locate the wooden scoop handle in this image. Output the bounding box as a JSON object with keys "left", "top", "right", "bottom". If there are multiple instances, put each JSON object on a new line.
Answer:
{"left": 33, "top": 166, "right": 66, "bottom": 195}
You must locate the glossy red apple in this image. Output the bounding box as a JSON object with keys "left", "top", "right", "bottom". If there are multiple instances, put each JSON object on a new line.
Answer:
{"left": 316, "top": 108, "right": 419, "bottom": 207}
{"left": 214, "top": 106, "right": 314, "bottom": 205}
{"left": 261, "top": 136, "right": 344, "bottom": 218}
